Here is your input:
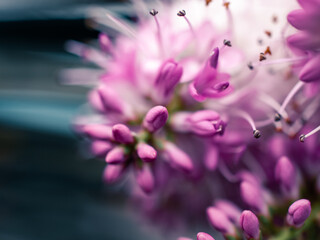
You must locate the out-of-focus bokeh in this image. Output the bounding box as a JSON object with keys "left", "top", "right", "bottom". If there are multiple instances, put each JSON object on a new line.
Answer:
{"left": 0, "top": 1, "right": 162, "bottom": 239}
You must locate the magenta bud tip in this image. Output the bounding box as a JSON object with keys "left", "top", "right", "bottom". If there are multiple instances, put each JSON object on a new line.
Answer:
{"left": 240, "top": 210, "right": 260, "bottom": 240}
{"left": 112, "top": 124, "right": 134, "bottom": 144}
{"left": 143, "top": 106, "right": 168, "bottom": 132}
{"left": 287, "top": 199, "right": 311, "bottom": 228}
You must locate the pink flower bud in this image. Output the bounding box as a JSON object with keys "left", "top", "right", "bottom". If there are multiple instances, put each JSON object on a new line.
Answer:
{"left": 105, "top": 146, "right": 127, "bottom": 164}
{"left": 209, "top": 48, "right": 219, "bottom": 69}
{"left": 91, "top": 140, "right": 112, "bottom": 156}
{"left": 155, "top": 59, "right": 183, "bottom": 98}
{"left": 215, "top": 200, "right": 242, "bottom": 224}
{"left": 136, "top": 143, "right": 157, "bottom": 162}
{"left": 197, "top": 232, "right": 215, "bottom": 240}
{"left": 135, "top": 164, "right": 155, "bottom": 194}
{"left": 240, "top": 181, "right": 265, "bottom": 212}
{"left": 240, "top": 210, "right": 260, "bottom": 240}
{"left": 275, "top": 156, "right": 297, "bottom": 193}
{"left": 97, "top": 85, "right": 125, "bottom": 113}
{"left": 99, "top": 33, "right": 112, "bottom": 53}
{"left": 82, "top": 124, "right": 114, "bottom": 140}
{"left": 164, "top": 142, "right": 194, "bottom": 173}
{"left": 287, "top": 32, "right": 319, "bottom": 51}
{"left": 177, "top": 238, "right": 193, "bottom": 240}
{"left": 103, "top": 164, "right": 125, "bottom": 183}
{"left": 143, "top": 106, "right": 168, "bottom": 132}
{"left": 206, "top": 207, "right": 235, "bottom": 235}
{"left": 112, "top": 124, "right": 134, "bottom": 144}
{"left": 204, "top": 145, "right": 219, "bottom": 171}
{"left": 287, "top": 199, "right": 311, "bottom": 227}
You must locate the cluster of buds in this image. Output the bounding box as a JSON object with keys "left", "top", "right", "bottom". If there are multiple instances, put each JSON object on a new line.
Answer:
{"left": 65, "top": 0, "right": 320, "bottom": 239}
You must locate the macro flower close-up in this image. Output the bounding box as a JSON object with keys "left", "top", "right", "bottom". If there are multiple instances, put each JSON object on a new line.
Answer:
{"left": 1, "top": 0, "right": 320, "bottom": 239}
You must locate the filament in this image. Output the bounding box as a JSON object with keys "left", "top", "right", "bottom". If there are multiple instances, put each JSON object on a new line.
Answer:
{"left": 300, "top": 125, "right": 320, "bottom": 142}
{"left": 277, "top": 81, "right": 305, "bottom": 119}
{"left": 251, "top": 56, "right": 308, "bottom": 68}
{"left": 232, "top": 109, "right": 261, "bottom": 138}
{"left": 150, "top": 10, "right": 165, "bottom": 57}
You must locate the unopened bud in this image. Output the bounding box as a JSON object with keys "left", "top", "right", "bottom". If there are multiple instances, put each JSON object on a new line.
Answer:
{"left": 112, "top": 124, "right": 134, "bottom": 144}
{"left": 286, "top": 199, "right": 311, "bottom": 227}
{"left": 240, "top": 210, "right": 260, "bottom": 240}
{"left": 143, "top": 106, "right": 168, "bottom": 132}
{"left": 136, "top": 143, "right": 157, "bottom": 162}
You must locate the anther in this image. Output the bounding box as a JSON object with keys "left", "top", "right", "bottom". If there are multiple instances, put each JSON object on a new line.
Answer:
{"left": 223, "top": 2, "right": 230, "bottom": 10}
{"left": 206, "top": 0, "right": 212, "bottom": 6}
{"left": 258, "top": 39, "right": 263, "bottom": 45}
{"left": 264, "top": 46, "right": 272, "bottom": 55}
{"left": 299, "top": 125, "right": 320, "bottom": 143}
{"left": 247, "top": 62, "right": 254, "bottom": 70}
{"left": 272, "top": 15, "right": 278, "bottom": 23}
{"left": 149, "top": 9, "right": 158, "bottom": 16}
{"left": 265, "top": 30, "right": 272, "bottom": 38}
{"left": 259, "top": 53, "right": 267, "bottom": 62}
{"left": 299, "top": 134, "right": 305, "bottom": 143}
{"left": 253, "top": 130, "right": 261, "bottom": 139}
{"left": 274, "top": 112, "right": 282, "bottom": 122}
{"left": 177, "top": 10, "right": 186, "bottom": 17}
{"left": 223, "top": 39, "right": 232, "bottom": 47}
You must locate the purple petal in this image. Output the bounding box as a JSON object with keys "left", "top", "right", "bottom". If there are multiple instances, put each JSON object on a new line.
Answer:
{"left": 275, "top": 156, "right": 296, "bottom": 192}
{"left": 240, "top": 181, "right": 265, "bottom": 212}
{"left": 112, "top": 124, "right": 134, "bottom": 144}
{"left": 240, "top": 210, "right": 260, "bottom": 240}
{"left": 91, "top": 140, "right": 112, "bottom": 156}
{"left": 215, "top": 200, "right": 242, "bottom": 224}
{"left": 299, "top": 54, "right": 320, "bottom": 82}
{"left": 197, "top": 232, "right": 215, "bottom": 240}
{"left": 164, "top": 142, "right": 194, "bottom": 173}
{"left": 136, "top": 143, "right": 157, "bottom": 162}
{"left": 105, "top": 146, "right": 127, "bottom": 164}
{"left": 135, "top": 164, "right": 155, "bottom": 194}
{"left": 210, "top": 48, "right": 219, "bottom": 69}
{"left": 103, "top": 164, "right": 125, "bottom": 183}
{"left": 206, "top": 207, "right": 235, "bottom": 235}
{"left": 204, "top": 145, "right": 219, "bottom": 171}
{"left": 287, "top": 32, "right": 320, "bottom": 51}
{"left": 82, "top": 124, "right": 114, "bottom": 140}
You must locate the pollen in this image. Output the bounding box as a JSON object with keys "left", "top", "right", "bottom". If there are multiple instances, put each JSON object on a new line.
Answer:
{"left": 259, "top": 53, "right": 267, "bottom": 61}
{"left": 205, "top": 0, "right": 213, "bottom": 6}
{"left": 265, "top": 30, "right": 272, "bottom": 38}
{"left": 264, "top": 46, "right": 272, "bottom": 55}
{"left": 223, "top": 2, "right": 230, "bottom": 10}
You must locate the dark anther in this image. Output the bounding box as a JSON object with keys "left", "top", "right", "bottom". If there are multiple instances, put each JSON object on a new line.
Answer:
{"left": 265, "top": 30, "right": 272, "bottom": 38}
{"left": 264, "top": 46, "right": 272, "bottom": 55}
{"left": 247, "top": 62, "right": 254, "bottom": 70}
{"left": 259, "top": 53, "right": 266, "bottom": 61}
{"left": 274, "top": 112, "right": 282, "bottom": 122}
{"left": 223, "top": 39, "right": 232, "bottom": 47}
{"left": 299, "top": 134, "right": 305, "bottom": 143}
{"left": 253, "top": 130, "right": 261, "bottom": 139}
{"left": 177, "top": 10, "right": 186, "bottom": 17}
{"left": 149, "top": 9, "right": 158, "bottom": 16}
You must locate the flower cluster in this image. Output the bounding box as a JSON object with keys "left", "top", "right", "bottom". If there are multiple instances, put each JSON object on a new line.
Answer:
{"left": 65, "top": 0, "right": 320, "bottom": 239}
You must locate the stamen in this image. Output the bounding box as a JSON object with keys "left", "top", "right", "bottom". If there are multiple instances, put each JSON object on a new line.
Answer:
{"left": 177, "top": 10, "right": 197, "bottom": 39}
{"left": 206, "top": 0, "right": 213, "bottom": 6}
{"left": 276, "top": 81, "right": 305, "bottom": 121}
{"left": 253, "top": 130, "right": 261, "bottom": 139}
{"left": 233, "top": 110, "right": 261, "bottom": 139}
{"left": 251, "top": 56, "right": 308, "bottom": 68}
{"left": 150, "top": 9, "right": 165, "bottom": 57}
{"left": 299, "top": 125, "right": 320, "bottom": 143}
{"left": 259, "top": 93, "right": 289, "bottom": 120}
{"left": 265, "top": 30, "right": 272, "bottom": 38}
{"left": 272, "top": 15, "right": 278, "bottom": 23}
{"left": 264, "top": 46, "right": 272, "bottom": 55}
{"left": 223, "top": 1, "right": 230, "bottom": 10}
{"left": 218, "top": 160, "right": 239, "bottom": 183}
{"left": 247, "top": 62, "right": 254, "bottom": 70}
{"left": 223, "top": 39, "right": 232, "bottom": 47}
{"left": 259, "top": 53, "right": 267, "bottom": 62}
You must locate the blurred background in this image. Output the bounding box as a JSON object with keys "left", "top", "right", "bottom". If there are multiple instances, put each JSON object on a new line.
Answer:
{"left": 0, "top": 0, "right": 163, "bottom": 239}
